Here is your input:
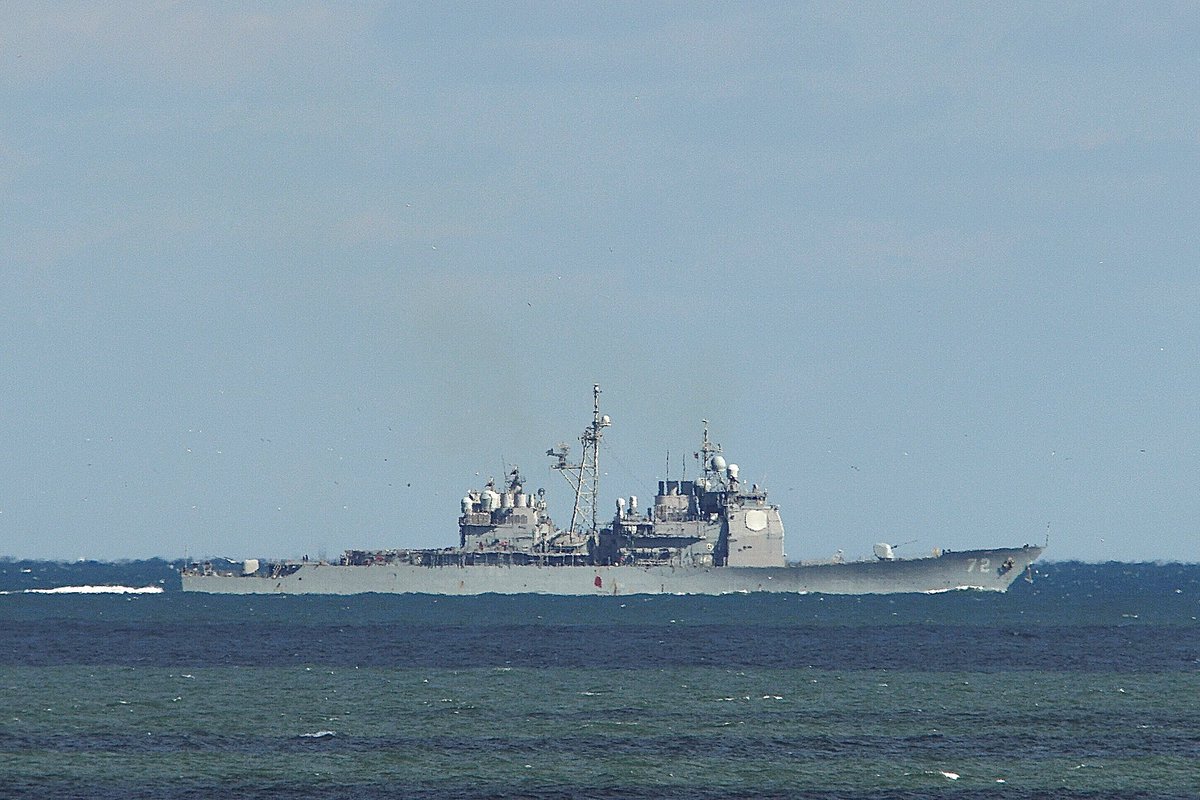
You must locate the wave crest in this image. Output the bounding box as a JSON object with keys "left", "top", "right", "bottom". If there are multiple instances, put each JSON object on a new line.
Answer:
{"left": 1, "top": 585, "right": 165, "bottom": 595}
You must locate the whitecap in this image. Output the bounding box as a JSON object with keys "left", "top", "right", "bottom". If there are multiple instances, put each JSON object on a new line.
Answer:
{"left": 1, "top": 585, "right": 164, "bottom": 595}
{"left": 299, "top": 730, "right": 336, "bottom": 739}
{"left": 922, "top": 585, "right": 1001, "bottom": 594}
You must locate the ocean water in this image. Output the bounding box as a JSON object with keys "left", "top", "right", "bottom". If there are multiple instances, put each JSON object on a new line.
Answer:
{"left": 1, "top": 562, "right": 1197, "bottom": 799}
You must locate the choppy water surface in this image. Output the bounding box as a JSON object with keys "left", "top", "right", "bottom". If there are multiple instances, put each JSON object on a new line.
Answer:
{"left": 2, "top": 561, "right": 1197, "bottom": 799}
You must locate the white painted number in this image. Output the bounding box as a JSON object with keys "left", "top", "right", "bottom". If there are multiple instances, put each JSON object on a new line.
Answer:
{"left": 966, "top": 558, "right": 991, "bottom": 573}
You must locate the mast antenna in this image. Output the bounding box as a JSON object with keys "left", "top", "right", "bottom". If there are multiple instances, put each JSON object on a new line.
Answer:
{"left": 548, "top": 384, "right": 611, "bottom": 533}
{"left": 698, "top": 419, "right": 721, "bottom": 477}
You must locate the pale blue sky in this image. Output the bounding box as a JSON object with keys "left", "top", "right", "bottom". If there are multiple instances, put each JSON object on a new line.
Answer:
{"left": 2, "top": 2, "right": 1196, "bottom": 562}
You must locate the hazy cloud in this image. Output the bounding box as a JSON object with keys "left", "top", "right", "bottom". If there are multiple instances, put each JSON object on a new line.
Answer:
{"left": 0, "top": 2, "right": 379, "bottom": 90}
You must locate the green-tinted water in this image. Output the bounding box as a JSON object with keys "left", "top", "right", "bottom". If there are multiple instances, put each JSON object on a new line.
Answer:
{"left": 4, "top": 665, "right": 1196, "bottom": 798}
{"left": 3, "top": 563, "right": 1198, "bottom": 798}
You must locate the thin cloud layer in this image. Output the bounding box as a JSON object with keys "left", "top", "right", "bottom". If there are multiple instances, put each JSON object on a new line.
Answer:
{"left": 1, "top": 3, "right": 1196, "bottom": 561}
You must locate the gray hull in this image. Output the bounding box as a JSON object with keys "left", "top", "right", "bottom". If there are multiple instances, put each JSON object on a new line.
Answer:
{"left": 181, "top": 546, "right": 1042, "bottom": 596}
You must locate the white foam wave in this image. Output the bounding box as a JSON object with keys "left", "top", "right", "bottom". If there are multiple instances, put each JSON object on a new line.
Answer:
{"left": 1, "top": 585, "right": 164, "bottom": 595}
{"left": 921, "top": 585, "right": 1003, "bottom": 594}
{"left": 299, "top": 730, "right": 336, "bottom": 739}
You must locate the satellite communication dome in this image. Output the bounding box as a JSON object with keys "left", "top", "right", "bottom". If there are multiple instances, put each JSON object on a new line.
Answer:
{"left": 711, "top": 455, "right": 727, "bottom": 472}
{"left": 727, "top": 463, "right": 739, "bottom": 480}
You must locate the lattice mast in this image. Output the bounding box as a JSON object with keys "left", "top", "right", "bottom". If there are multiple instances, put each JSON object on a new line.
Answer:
{"left": 696, "top": 419, "right": 723, "bottom": 485}
{"left": 547, "top": 384, "right": 611, "bottom": 533}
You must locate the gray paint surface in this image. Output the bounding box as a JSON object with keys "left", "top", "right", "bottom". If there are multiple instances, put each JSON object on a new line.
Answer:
{"left": 182, "top": 546, "right": 1042, "bottom": 595}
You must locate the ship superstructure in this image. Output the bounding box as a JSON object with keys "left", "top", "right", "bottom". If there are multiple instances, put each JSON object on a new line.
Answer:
{"left": 597, "top": 420, "right": 784, "bottom": 569}
{"left": 181, "top": 386, "right": 1042, "bottom": 595}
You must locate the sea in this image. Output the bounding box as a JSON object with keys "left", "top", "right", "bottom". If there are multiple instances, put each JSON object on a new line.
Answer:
{"left": 1, "top": 561, "right": 1197, "bottom": 799}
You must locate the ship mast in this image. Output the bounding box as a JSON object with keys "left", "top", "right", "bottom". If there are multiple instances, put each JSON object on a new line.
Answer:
{"left": 547, "top": 384, "right": 611, "bottom": 533}
{"left": 697, "top": 419, "right": 722, "bottom": 484}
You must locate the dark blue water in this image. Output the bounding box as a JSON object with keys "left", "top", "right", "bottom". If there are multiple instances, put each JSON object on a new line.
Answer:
{"left": 2, "top": 561, "right": 1197, "bottom": 798}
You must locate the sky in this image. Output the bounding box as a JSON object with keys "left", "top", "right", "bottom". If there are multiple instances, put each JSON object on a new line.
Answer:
{"left": 2, "top": 2, "right": 1197, "bottom": 563}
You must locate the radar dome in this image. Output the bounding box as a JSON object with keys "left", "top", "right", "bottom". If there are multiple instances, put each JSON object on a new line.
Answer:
{"left": 710, "top": 455, "right": 727, "bottom": 472}
{"left": 727, "top": 463, "right": 739, "bottom": 480}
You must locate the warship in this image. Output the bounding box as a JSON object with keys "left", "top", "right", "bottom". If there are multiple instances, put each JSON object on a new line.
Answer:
{"left": 181, "top": 386, "right": 1043, "bottom": 595}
